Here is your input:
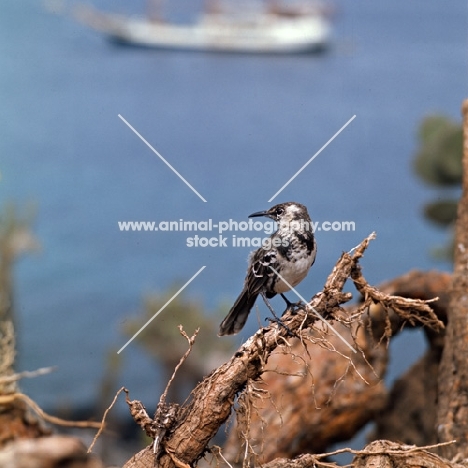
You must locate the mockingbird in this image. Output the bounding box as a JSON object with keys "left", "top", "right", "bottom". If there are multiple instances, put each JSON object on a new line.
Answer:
{"left": 219, "top": 201, "right": 316, "bottom": 336}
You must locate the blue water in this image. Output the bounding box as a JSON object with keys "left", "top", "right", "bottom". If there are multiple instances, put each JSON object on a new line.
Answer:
{"left": 1, "top": 0, "right": 466, "bottom": 410}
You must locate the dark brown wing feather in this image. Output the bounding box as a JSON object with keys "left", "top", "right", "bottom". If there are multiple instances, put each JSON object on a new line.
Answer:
{"left": 218, "top": 246, "right": 281, "bottom": 336}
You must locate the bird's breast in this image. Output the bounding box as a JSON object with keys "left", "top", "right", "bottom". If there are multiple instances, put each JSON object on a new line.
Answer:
{"left": 273, "top": 250, "right": 315, "bottom": 293}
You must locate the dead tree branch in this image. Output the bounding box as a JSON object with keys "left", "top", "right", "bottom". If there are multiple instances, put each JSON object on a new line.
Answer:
{"left": 223, "top": 268, "right": 449, "bottom": 463}
{"left": 437, "top": 98, "right": 468, "bottom": 459}
{"left": 261, "top": 440, "right": 460, "bottom": 468}
{"left": 122, "top": 233, "right": 443, "bottom": 468}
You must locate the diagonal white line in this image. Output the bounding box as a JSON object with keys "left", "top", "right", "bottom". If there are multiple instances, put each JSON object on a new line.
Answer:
{"left": 117, "top": 265, "right": 206, "bottom": 354}
{"left": 268, "top": 115, "right": 356, "bottom": 203}
{"left": 268, "top": 266, "right": 356, "bottom": 353}
{"left": 118, "top": 114, "right": 207, "bottom": 203}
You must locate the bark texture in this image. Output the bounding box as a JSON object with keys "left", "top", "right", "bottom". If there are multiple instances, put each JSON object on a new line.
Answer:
{"left": 224, "top": 270, "right": 451, "bottom": 463}
{"left": 223, "top": 324, "right": 387, "bottom": 463}
{"left": 122, "top": 235, "right": 442, "bottom": 468}
{"left": 372, "top": 270, "right": 451, "bottom": 446}
{"left": 437, "top": 99, "right": 468, "bottom": 459}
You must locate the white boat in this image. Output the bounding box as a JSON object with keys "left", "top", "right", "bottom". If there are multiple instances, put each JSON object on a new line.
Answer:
{"left": 74, "top": 3, "right": 332, "bottom": 54}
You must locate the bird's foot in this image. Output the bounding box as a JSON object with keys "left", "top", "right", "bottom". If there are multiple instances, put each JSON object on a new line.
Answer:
{"left": 265, "top": 316, "right": 296, "bottom": 338}
{"left": 261, "top": 291, "right": 297, "bottom": 337}
{"left": 280, "top": 294, "right": 304, "bottom": 314}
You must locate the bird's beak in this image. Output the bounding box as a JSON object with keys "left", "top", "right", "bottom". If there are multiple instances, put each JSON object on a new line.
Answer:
{"left": 248, "top": 210, "right": 269, "bottom": 218}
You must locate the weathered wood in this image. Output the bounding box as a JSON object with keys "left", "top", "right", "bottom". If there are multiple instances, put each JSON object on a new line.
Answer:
{"left": 260, "top": 441, "right": 461, "bottom": 468}
{"left": 373, "top": 271, "right": 450, "bottom": 446}
{"left": 122, "top": 235, "right": 442, "bottom": 468}
{"left": 222, "top": 324, "right": 387, "bottom": 463}
{"left": 437, "top": 99, "right": 468, "bottom": 459}
{"left": 123, "top": 235, "right": 376, "bottom": 468}
{"left": 353, "top": 440, "right": 458, "bottom": 468}
{"left": 224, "top": 270, "right": 450, "bottom": 463}
{"left": 0, "top": 436, "right": 104, "bottom": 468}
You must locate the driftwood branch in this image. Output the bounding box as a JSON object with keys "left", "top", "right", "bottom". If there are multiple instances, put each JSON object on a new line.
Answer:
{"left": 122, "top": 233, "right": 443, "bottom": 468}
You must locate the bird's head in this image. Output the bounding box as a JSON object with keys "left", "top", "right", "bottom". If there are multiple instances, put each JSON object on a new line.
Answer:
{"left": 249, "top": 202, "right": 311, "bottom": 229}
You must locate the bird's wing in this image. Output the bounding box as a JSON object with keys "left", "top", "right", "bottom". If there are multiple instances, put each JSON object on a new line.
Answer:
{"left": 244, "top": 247, "right": 281, "bottom": 296}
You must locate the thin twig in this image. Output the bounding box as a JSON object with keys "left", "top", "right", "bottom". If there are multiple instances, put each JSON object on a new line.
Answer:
{"left": 0, "top": 393, "right": 101, "bottom": 429}
{"left": 0, "top": 366, "right": 57, "bottom": 384}
{"left": 210, "top": 445, "right": 235, "bottom": 468}
{"left": 88, "top": 386, "right": 127, "bottom": 453}
{"left": 158, "top": 326, "right": 199, "bottom": 408}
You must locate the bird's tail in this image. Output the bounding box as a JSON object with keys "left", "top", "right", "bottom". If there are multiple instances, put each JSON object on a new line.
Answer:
{"left": 218, "top": 288, "right": 258, "bottom": 336}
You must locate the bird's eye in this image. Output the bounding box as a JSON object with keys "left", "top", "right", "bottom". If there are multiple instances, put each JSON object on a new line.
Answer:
{"left": 276, "top": 207, "right": 284, "bottom": 216}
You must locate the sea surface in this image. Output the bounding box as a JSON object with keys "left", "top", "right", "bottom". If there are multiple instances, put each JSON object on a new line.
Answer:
{"left": 0, "top": 0, "right": 467, "bottom": 417}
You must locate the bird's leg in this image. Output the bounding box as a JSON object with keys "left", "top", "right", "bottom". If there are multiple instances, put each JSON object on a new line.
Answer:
{"left": 261, "top": 292, "right": 296, "bottom": 337}
{"left": 261, "top": 292, "right": 281, "bottom": 320}
{"left": 280, "top": 294, "right": 304, "bottom": 314}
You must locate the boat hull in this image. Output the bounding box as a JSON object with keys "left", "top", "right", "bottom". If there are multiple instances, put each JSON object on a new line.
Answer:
{"left": 75, "top": 7, "right": 331, "bottom": 54}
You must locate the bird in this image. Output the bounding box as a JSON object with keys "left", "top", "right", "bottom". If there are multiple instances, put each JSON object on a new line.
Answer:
{"left": 219, "top": 201, "right": 317, "bottom": 336}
